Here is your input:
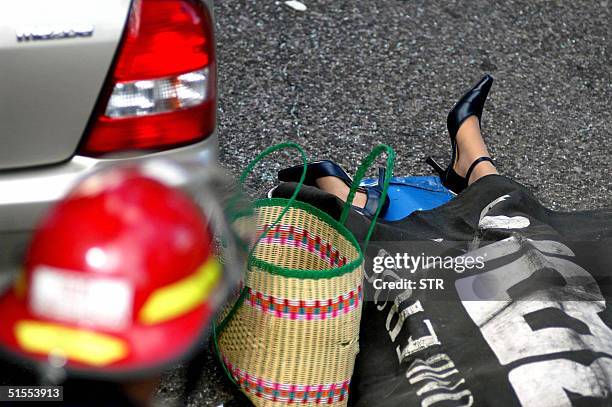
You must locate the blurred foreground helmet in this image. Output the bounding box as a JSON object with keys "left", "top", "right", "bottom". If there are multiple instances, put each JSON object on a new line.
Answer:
{"left": 0, "top": 162, "right": 251, "bottom": 379}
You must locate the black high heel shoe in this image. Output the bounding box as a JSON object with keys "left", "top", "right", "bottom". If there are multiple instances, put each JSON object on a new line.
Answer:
{"left": 277, "top": 160, "right": 390, "bottom": 217}
{"left": 360, "top": 168, "right": 390, "bottom": 217}
{"left": 426, "top": 74, "right": 495, "bottom": 194}
{"left": 279, "top": 160, "right": 356, "bottom": 188}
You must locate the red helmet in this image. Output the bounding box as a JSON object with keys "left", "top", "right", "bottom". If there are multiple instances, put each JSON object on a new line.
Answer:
{"left": 0, "top": 165, "right": 226, "bottom": 377}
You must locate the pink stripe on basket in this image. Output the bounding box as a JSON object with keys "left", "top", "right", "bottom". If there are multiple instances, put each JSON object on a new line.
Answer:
{"left": 222, "top": 357, "right": 352, "bottom": 404}
{"left": 256, "top": 224, "right": 349, "bottom": 267}
{"left": 328, "top": 383, "right": 336, "bottom": 404}
{"left": 246, "top": 286, "right": 362, "bottom": 320}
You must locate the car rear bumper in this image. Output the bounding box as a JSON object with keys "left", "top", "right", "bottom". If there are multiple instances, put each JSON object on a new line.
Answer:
{"left": 0, "top": 132, "right": 218, "bottom": 283}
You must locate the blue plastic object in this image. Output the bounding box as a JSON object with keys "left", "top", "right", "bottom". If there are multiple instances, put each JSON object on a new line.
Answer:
{"left": 361, "top": 176, "right": 454, "bottom": 221}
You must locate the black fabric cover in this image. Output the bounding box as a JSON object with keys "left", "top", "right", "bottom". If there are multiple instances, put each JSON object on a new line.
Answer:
{"left": 272, "top": 175, "right": 612, "bottom": 407}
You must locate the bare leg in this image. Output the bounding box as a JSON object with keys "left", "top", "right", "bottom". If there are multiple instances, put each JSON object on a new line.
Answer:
{"left": 316, "top": 176, "right": 367, "bottom": 208}
{"left": 453, "top": 116, "right": 498, "bottom": 184}
{"left": 315, "top": 116, "right": 497, "bottom": 205}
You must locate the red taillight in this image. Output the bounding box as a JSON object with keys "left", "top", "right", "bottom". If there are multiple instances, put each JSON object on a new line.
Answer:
{"left": 80, "top": 0, "right": 216, "bottom": 156}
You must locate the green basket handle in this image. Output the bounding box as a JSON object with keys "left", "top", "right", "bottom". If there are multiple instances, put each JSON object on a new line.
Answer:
{"left": 340, "top": 144, "right": 395, "bottom": 249}
{"left": 238, "top": 141, "right": 308, "bottom": 258}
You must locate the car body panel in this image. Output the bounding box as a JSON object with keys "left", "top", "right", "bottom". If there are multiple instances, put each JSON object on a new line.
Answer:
{"left": 0, "top": 0, "right": 131, "bottom": 170}
{"left": 0, "top": 0, "right": 219, "bottom": 289}
{"left": 0, "top": 132, "right": 218, "bottom": 285}
{"left": 0, "top": 133, "right": 218, "bottom": 232}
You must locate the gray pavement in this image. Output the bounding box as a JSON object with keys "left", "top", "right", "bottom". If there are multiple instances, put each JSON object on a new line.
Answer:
{"left": 158, "top": 0, "right": 612, "bottom": 405}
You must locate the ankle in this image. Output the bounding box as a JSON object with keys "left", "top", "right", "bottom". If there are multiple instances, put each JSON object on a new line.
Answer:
{"left": 453, "top": 116, "right": 491, "bottom": 178}
{"left": 467, "top": 161, "right": 497, "bottom": 184}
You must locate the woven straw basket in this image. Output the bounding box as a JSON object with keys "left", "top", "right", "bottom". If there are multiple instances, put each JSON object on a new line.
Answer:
{"left": 215, "top": 143, "right": 394, "bottom": 406}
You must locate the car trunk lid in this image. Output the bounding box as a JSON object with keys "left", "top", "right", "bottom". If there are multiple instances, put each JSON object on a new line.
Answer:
{"left": 0, "top": 0, "right": 131, "bottom": 170}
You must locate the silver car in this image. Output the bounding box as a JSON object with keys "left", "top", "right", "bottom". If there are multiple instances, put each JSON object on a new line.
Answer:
{"left": 0, "top": 0, "right": 218, "bottom": 284}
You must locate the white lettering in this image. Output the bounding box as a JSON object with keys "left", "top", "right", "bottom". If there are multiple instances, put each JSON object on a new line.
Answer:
{"left": 509, "top": 357, "right": 612, "bottom": 406}
{"left": 395, "top": 319, "right": 441, "bottom": 362}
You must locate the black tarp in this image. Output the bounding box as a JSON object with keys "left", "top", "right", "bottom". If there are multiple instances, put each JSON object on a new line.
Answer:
{"left": 273, "top": 174, "right": 612, "bottom": 407}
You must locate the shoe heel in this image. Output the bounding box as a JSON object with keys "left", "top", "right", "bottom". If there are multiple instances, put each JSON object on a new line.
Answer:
{"left": 425, "top": 157, "right": 445, "bottom": 176}
{"left": 377, "top": 167, "right": 386, "bottom": 187}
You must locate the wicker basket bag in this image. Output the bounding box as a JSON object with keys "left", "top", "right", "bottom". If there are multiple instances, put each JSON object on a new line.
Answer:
{"left": 215, "top": 143, "right": 395, "bottom": 406}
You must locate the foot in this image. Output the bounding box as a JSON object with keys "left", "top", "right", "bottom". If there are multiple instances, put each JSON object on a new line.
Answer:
{"left": 316, "top": 176, "right": 367, "bottom": 208}
{"left": 453, "top": 116, "right": 498, "bottom": 184}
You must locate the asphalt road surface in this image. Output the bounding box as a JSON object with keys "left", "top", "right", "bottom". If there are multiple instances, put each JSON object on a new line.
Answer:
{"left": 158, "top": 0, "right": 611, "bottom": 405}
